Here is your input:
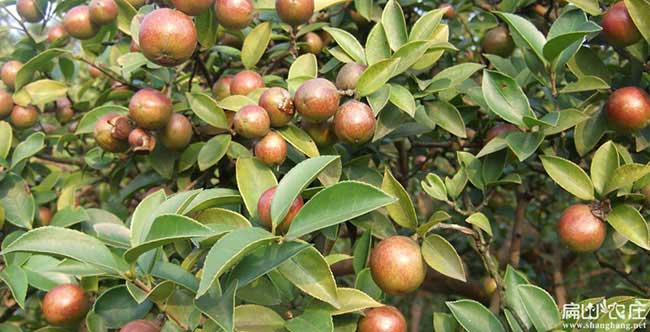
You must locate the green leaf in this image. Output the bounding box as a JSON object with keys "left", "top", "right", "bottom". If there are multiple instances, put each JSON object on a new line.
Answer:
{"left": 271, "top": 156, "right": 339, "bottom": 229}
{"left": 183, "top": 188, "right": 243, "bottom": 214}
{"left": 286, "top": 310, "right": 333, "bottom": 332}
{"left": 365, "top": 23, "right": 391, "bottom": 65}
{"left": 228, "top": 241, "right": 310, "bottom": 287}
{"left": 13, "top": 79, "right": 67, "bottom": 106}
{"left": 540, "top": 155, "right": 595, "bottom": 201}
{"left": 466, "top": 212, "right": 492, "bottom": 236}
{"left": 322, "top": 27, "right": 366, "bottom": 65}
{"left": 11, "top": 132, "right": 45, "bottom": 168}
{"left": 591, "top": 141, "right": 619, "bottom": 196}
{"left": 567, "top": 47, "right": 610, "bottom": 85}
{"left": 517, "top": 285, "right": 561, "bottom": 332}
{"left": 114, "top": 0, "right": 137, "bottom": 35}
{"left": 0, "top": 265, "right": 27, "bottom": 309}
{"left": 197, "top": 227, "right": 277, "bottom": 297}
{"left": 195, "top": 281, "right": 238, "bottom": 332}
{"left": 126, "top": 280, "right": 175, "bottom": 304}
{"left": 446, "top": 300, "right": 506, "bottom": 332}
{"left": 198, "top": 135, "right": 231, "bottom": 171}
{"left": 289, "top": 54, "right": 318, "bottom": 79}
{"left": 186, "top": 92, "right": 229, "bottom": 129}
{"left": 235, "top": 304, "right": 286, "bottom": 332}
{"left": 0, "top": 174, "right": 35, "bottom": 229}
{"left": 594, "top": 298, "right": 650, "bottom": 331}
{"left": 390, "top": 41, "right": 431, "bottom": 75}
{"left": 216, "top": 95, "right": 258, "bottom": 111}
{"left": 433, "top": 312, "right": 460, "bottom": 332}
{"left": 543, "top": 9, "right": 601, "bottom": 62}
{"left": 381, "top": 169, "right": 417, "bottom": 230}
{"left": 607, "top": 204, "right": 650, "bottom": 250}
{"left": 50, "top": 206, "right": 89, "bottom": 228}
{"left": 421, "top": 173, "right": 447, "bottom": 201}
{"left": 276, "top": 124, "right": 320, "bottom": 158}
{"left": 425, "top": 63, "right": 485, "bottom": 93}
{"left": 625, "top": 0, "right": 650, "bottom": 43}
{"left": 236, "top": 157, "right": 278, "bottom": 218}
{"left": 242, "top": 22, "right": 272, "bottom": 69}
{"left": 603, "top": 164, "right": 650, "bottom": 195}
{"left": 75, "top": 105, "right": 129, "bottom": 135}
{"left": 196, "top": 7, "right": 219, "bottom": 48}
{"left": 425, "top": 101, "right": 467, "bottom": 138}
{"left": 388, "top": 84, "right": 416, "bottom": 117}
{"left": 560, "top": 76, "right": 610, "bottom": 93}
{"left": 93, "top": 285, "right": 152, "bottom": 328}
{"left": 356, "top": 58, "right": 400, "bottom": 97}
{"left": 505, "top": 132, "right": 544, "bottom": 161}
{"left": 151, "top": 261, "right": 199, "bottom": 293}
{"left": 494, "top": 11, "right": 547, "bottom": 63}
{"left": 568, "top": 0, "right": 601, "bottom": 15}
{"left": 381, "top": 0, "right": 408, "bottom": 51}
{"left": 15, "top": 49, "right": 68, "bottom": 90}
{"left": 0, "top": 121, "right": 11, "bottom": 160}
{"left": 575, "top": 108, "right": 607, "bottom": 156}
{"left": 482, "top": 70, "right": 534, "bottom": 127}
{"left": 352, "top": 230, "right": 372, "bottom": 274}
{"left": 504, "top": 266, "right": 532, "bottom": 330}
{"left": 313, "top": 287, "right": 382, "bottom": 315}
{"left": 278, "top": 246, "right": 339, "bottom": 307}
{"left": 409, "top": 8, "right": 445, "bottom": 41}
{"left": 422, "top": 234, "right": 466, "bottom": 282}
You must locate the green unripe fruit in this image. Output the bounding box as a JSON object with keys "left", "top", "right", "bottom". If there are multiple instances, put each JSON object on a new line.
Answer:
{"left": 482, "top": 26, "right": 515, "bottom": 57}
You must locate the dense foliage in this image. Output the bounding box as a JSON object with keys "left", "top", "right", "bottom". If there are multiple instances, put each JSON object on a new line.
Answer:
{"left": 0, "top": 0, "right": 650, "bottom": 331}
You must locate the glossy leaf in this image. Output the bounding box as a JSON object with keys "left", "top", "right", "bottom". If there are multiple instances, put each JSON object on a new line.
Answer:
{"left": 322, "top": 27, "right": 366, "bottom": 64}
{"left": 540, "top": 155, "right": 595, "bottom": 201}
{"left": 381, "top": 169, "right": 417, "bottom": 229}
{"left": 236, "top": 157, "right": 278, "bottom": 218}
{"left": 482, "top": 70, "right": 534, "bottom": 127}
{"left": 278, "top": 246, "right": 339, "bottom": 307}
{"left": 242, "top": 22, "right": 272, "bottom": 69}
{"left": 356, "top": 58, "right": 400, "bottom": 97}
{"left": 517, "top": 285, "right": 561, "bottom": 332}
{"left": 446, "top": 300, "right": 506, "bottom": 332}
{"left": 422, "top": 234, "right": 466, "bottom": 282}
{"left": 606, "top": 204, "right": 650, "bottom": 250}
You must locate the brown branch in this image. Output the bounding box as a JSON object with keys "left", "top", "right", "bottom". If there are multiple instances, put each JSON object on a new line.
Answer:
{"left": 595, "top": 253, "right": 649, "bottom": 296}
{"left": 509, "top": 185, "right": 529, "bottom": 267}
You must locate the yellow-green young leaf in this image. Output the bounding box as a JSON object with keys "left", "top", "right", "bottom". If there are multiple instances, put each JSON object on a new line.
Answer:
{"left": 381, "top": 169, "right": 418, "bottom": 230}
{"left": 198, "top": 135, "right": 231, "bottom": 171}
{"left": 314, "top": 0, "right": 347, "bottom": 10}
{"left": 288, "top": 54, "right": 318, "bottom": 80}
{"left": 391, "top": 40, "right": 431, "bottom": 75}
{"left": 422, "top": 234, "right": 466, "bottom": 282}
{"left": 322, "top": 27, "right": 366, "bottom": 64}
{"left": 236, "top": 157, "right": 277, "bottom": 218}
{"left": 517, "top": 285, "right": 561, "bottom": 332}
{"left": 568, "top": 0, "right": 601, "bottom": 15}
{"left": 216, "top": 95, "right": 257, "bottom": 111}
{"left": 187, "top": 92, "right": 229, "bottom": 128}
{"left": 417, "top": 210, "right": 452, "bottom": 236}
{"left": 356, "top": 58, "right": 400, "bottom": 97}
{"left": 425, "top": 101, "right": 467, "bottom": 138}
{"left": 409, "top": 8, "right": 445, "bottom": 41}
{"left": 607, "top": 204, "right": 650, "bottom": 250}
{"left": 625, "top": 0, "right": 650, "bottom": 43}
{"left": 277, "top": 246, "right": 339, "bottom": 307}
{"left": 411, "top": 24, "right": 449, "bottom": 71}
{"left": 381, "top": 0, "right": 407, "bottom": 51}
{"left": 560, "top": 75, "right": 610, "bottom": 94}
{"left": 126, "top": 280, "right": 175, "bottom": 304}
{"left": 433, "top": 313, "right": 460, "bottom": 332}
{"left": 276, "top": 124, "right": 320, "bottom": 158}
{"left": 590, "top": 141, "right": 619, "bottom": 196}
{"left": 447, "top": 300, "right": 506, "bottom": 332}
{"left": 235, "top": 304, "right": 286, "bottom": 332}
{"left": 242, "top": 22, "right": 272, "bottom": 69}
{"left": 313, "top": 287, "right": 382, "bottom": 315}
{"left": 365, "top": 23, "right": 391, "bottom": 65}
{"left": 0, "top": 121, "right": 11, "bottom": 159}
{"left": 539, "top": 155, "right": 595, "bottom": 201}
{"left": 466, "top": 212, "right": 492, "bottom": 236}
{"left": 13, "top": 79, "right": 67, "bottom": 106}
{"left": 421, "top": 173, "right": 447, "bottom": 201}
{"left": 603, "top": 164, "right": 650, "bottom": 195}
{"left": 14, "top": 48, "right": 68, "bottom": 91}
{"left": 389, "top": 84, "right": 416, "bottom": 117}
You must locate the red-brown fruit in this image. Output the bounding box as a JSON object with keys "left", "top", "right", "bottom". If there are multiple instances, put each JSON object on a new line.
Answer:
{"left": 335, "top": 63, "right": 366, "bottom": 90}
{"left": 48, "top": 24, "right": 69, "bottom": 44}
{"left": 17, "top": 0, "right": 45, "bottom": 23}
{"left": 301, "top": 119, "right": 337, "bottom": 147}
{"left": 258, "top": 87, "right": 294, "bottom": 127}
{"left": 369, "top": 236, "right": 426, "bottom": 295}
{"left": 482, "top": 26, "right": 515, "bottom": 57}
{"left": 56, "top": 106, "right": 74, "bottom": 124}
{"left": 212, "top": 75, "right": 233, "bottom": 100}
{"left": 139, "top": 8, "right": 198, "bottom": 67}
{"left": 257, "top": 186, "right": 304, "bottom": 233}
{"left": 606, "top": 86, "right": 650, "bottom": 131}
{"left": 233, "top": 104, "right": 271, "bottom": 138}
{"left": 255, "top": 131, "right": 287, "bottom": 166}
{"left": 129, "top": 89, "right": 173, "bottom": 130}
{"left": 38, "top": 207, "right": 52, "bottom": 226}
{"left": 89, "top": 0, "right": 118, "bottom": 25}
{"left": 88, "top": 65, "right": 103, "bottom": 78}
{"left": 602, "top": 2, "right": 642, "bottom": 47}
{"left": 160, "top": 113, "right": 193, "bottom": 150}
{"left": 439, "top": 3, "right": 455, "bottom": 18}
{"left": 230, "top": 70, "right": 265, "bottom": 96}
{"left": 10, "top": 105, "right": 38, "bottom": 129}
{"left": 172, "top": 0, "right": 215, "bottom": 16}
{"left": 215, "top": 0, "right": 254, "bottom": 30}
{"left": 63, "top": 6, "right": 100, "bottom": 40}
{"left": 485, "top": 123, "right": 520, "bottom": 142}
{"left": 128, "top": 128, "right": 156, "bottom": 154}
{"left": 109, "top": 115, "right": 133, "bottom": 140}
{"left": 120, "top": 320, "right": 161, "bottom": 332}
{"left": 358, "top": 306, "right": 407, "bottom": 332}
{"left": 302, "top": 32, "right": 323, "bottom": 54}
{"left": 276, "top": 0, "right": 314, "bottom": 26}
{"left": 0, "top": 89, "right": 14, "bottom": 118}
{"left": 333, "top": 100, "right": 375, "bottom": 144}
{"left": 1, "top": 60, "right": 23, "bottom": 89}
{"left": 94, "top": 114, "right": 129, "bottom": 152}
{"left": 41, "top": 284, "right": 91, "bottom": 326}
{"left": 294, "top": 78, "right": 340, "bottom": 122}
{"left": 557, "top": 204, "right": 606, "bottom": 253}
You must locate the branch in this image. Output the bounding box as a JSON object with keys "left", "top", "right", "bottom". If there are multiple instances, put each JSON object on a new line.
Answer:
{"left": 595, "top": 253, "right": 649, "bottom": 296}
{"left": 509, "top": 185, "right": 529, "bottom": 267}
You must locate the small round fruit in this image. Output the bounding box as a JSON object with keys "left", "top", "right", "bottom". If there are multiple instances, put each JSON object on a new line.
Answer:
{"left": 230, "top": 70, "right": 264, "bottom": 96}
{"left": 294, "top": 78, "right": 340, "bottom": 122}
{"left": 10, "top": 105, "right": 38, "bottom": 129}
{"left": 257, "top": 186, "right": 303, "bottom": 233}
{"left": 255, "top": 132, "right": 287, "bottom": 166}
{"left": 482, "top": 276, "right": 498, "bottom": 295}
{"left": 301, "top": 119, "right": 337, "bottom": 146}
{"left": 482, "top": 26, "right": 515, "bottom": 57}
{"left": 94, "top": 114, "right": 129, "bottom": 152}
{"left": 212, "top": 75, "right": 233, "bottom": 100}
{"left": 1, "top": 60, "right": 23, "bottom": 89}
{"left": 0, "top": 89, "right": 14, "bottom": 118}
{"left": 557, "top": 204, "right": 606, "bottom": 253}
{"left": 335, "top": 63, "right": 366, "bottom": 90}
{"left": 128, "top": 128, "right": 156, "bottom": 153}
{"left": 369, "top": 236, "right": 426, "bottom": 295}
{"left": 233, "top": 104, "right": 271, "bottom": 138}
{"left": 17, "top": 0, "right": 45, "bottom": 23}
{"left": 602, "top": 2, "right": 642, "bottom": 47}
{"left": 139, "top": 8, "right": 198, "bottom": 67}
{"left": 358, "top": 306, "right": 407, "bottom": 332}
{"left": 120, "top": 320, "right": 161, "bottom": 332}
{"left": 215, "top": 0, "right": 254, "bottom": 30}
{"left": 63, "top": 6, "right": 100, "bottom": 40}
{"left": 47, "top": 24, "right": 69, "bottom": 43}
{"left": 439, "top": 3, "right": 455, "bottom": 18}
{"left": 172, "top": 0, "right": 215, "bottom": 16}
{"left": 128, "top": 89, "right": 173, "bottom": 130}
{"left": 41, "top": 284, "right": 91, "bottom": 326}
{"left": 38, "top": 207, "right": 52, "bottom": 226}
{"left": 276, "top": 0, "right": 314, "bottom": 26}
{"left": 333, "top": 100, "right": 375, "bottom": 144}
{"left": 109, "top": 115, "right": 133, "bottom": 140}
{"left": 258, "top": 87, "right": 294, "bottom": 127}
{"left": 485, "top": 123, "right": 520, "bottom": 142}
{"left": 89, "top": 65, "right": 103, "bottom": 78}
{"left": 606, "top": 86, "right": 650, "bottom": 131}
{"left": 160, "top": 113, "right": 193, "bottom": 150}
{"left": 56, "top": 106, "right": 74, "bottom": 124}
{"left": 302, "top": 32, "right": 323, "bottom": 54}
{"left": 89, "top": 0, "right": 118, "bottom": 25}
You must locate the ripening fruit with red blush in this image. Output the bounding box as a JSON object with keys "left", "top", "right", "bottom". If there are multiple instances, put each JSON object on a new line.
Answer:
{"left": 10, "top": 105, "right": 39, "bottom": 129}
{"left": 129, "top": 89, "right": 173, "bottom": 130}
{"left": 1, "top": 60, "right": 23, "bottom": 89}
{"left": 172, "top": 0, "right": 216, "bottom": 16}
{"left": 160, "top": 113, "right": 193, "bottom": 150}
{"left": 234, "top": 105, "right": 271, "bottom": 138}
{"left": 215, "top": 0, "right": 254, "bottom": 30}
{"left": 294, "top": 78, "right": 340, "bottom": 122}
{"left": 276, "top": 0, "right": 314, "bottom": 26}
{"left": 17, "top": 0, "right": 45, "bottom": 23}
{"left": 231, "top": 70, "right": 265, "bottom": 96}
{"left": 94, "top": 114, "right": 129, "bottom": 152}
{"left": 257, "top": 186, "right": 304, "bottom": 233}
{"left": 369, "top": 236, "right": 426, "bottom": 295}
{"left": 139, "top": 8, "right": 198, "bottom": 67}
{"left": 120, "top": 320, "right": 161, "bottom": 332}
{"left": 606, "top": 86, "right": 650, "bottom": 131}
{"left": 255, "top": 131, "right": 287, "bottom": 166}
{"left": 557, "top": 204, "right": 606, "bottom": 253}
{"left": 601, "top": 2, "right": 642, "bottom": 47}
{"left": 89, "top": 0, "right": 119, "bottom": 25}
{"left": 213, "top": 75, "right": 234, "bottom": 100}
{"left": 258, "top": 87, "right": 294, "bottom": 127}
{"left": 357, "top": 306, "right": 407, "bottom": 332}
{"left": 333, "top": 100, "right": 376, "bottom": 144}
{"left": 0, "top": 89, "right": 14, "bottom": 118}
{"left": 47, "top": 24, "right": 69, "bottom": 44}
{"left": 485, "top": 123, "right": 520, "bottom": 142}
{"left": 41, "top": 284, "right": 91, "bottom": 326}
{"left": 63, "top": 6, "right": 100, "bottom": 40}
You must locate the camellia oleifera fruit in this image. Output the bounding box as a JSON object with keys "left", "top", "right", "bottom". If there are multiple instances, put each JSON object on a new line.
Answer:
{"left": 41, "top": 284, "right": 91, "bottom": 326}
{"left": 302, "top": 32, "right": 323, "bottom": 54}
{"left": 606, "top": 86, "right": 650, "bottom": 131}
{"left": 63, "top": 6, "right": 99, "bottom": 40}
{"left": 94, "top": 114, "right": 129, "bottom": 152}
{"left": 120, "top": 320, "right": 161, "bottom": 332}
{"left": 38, "top": 206, "right": 52, "bottom": 226}
{"left": 258, "top": 87, "right": 294, "bottom": 127}
{"left": 335, "top": 63, "right": 366, "bottom": 90}
{"left": 357, "top": 306, "right": 407, "bottom": 332}
{"left": 333, "top": 100, "right": 376, "bottom": 144}
{"left": 485, "top": 123, "right": 520, "bottom": 142}
{"left": 557, "top": 204, "right": 606, "bottom": 253}
{"left": 139, "top": 8, "right": 198, "bottom": 67}
{"left": 89, "top": 0, "right": 119, "bottom": 25}
{"left": 212, "top": 75, "right": 233, "bottom": 100}
{"left": 439, "top": 3, "right": 455, "bottom": 18}
{"left": 257, "top": 186, "right": 304, "bottom": 233}
{"left": 0, "top": 89, "right": 14, "bottom": 118}
{"left": 601, "top": 2, "right": 642, "bottom": 48}
{"left": 10, "top": 105, "right": 39, "bottom": 129}
{"left": 16, "top": 0, "right": 45, "bottom": 23}
{"left": 482, "top": 26, "right": 515, "bottom": 57}
{"left": 172, "top": 0, "right": 215, "bottom": 16}
{"left": 128, "top": 128, "right": 156, "bottom": 154}
{"left": 160, "top": 113, "right": 193, "bottom": 150}
{"left": 301, "top": 119, "right": 337, "bottom": 147}
{"left": 1, "top": 60, "right": 23, "bottom": 89}
{"left": 234, "top": 104, "right": 271, "bottom": 138}
{"left": 129, "top": 88, "right": 173, "bottom": 130}
{"left": 230, "top": 70, "right": 265, "bottom": 96}
{"left": 276, "top": 0, "right": 314, "bottom": 26}
{"left": 294, "top": 78, "right": 340, "bottom": 122}
{"left": 255, "top": 131, "right": 287, "bottom": 166}
{"left": 47, "top": 24, "right": 69, "bottom": 44}
{"left": 369, "top": 236, "right": 426, "bottom": 295}
{"left": 215, "top": 0, "right": 254, "bottom": 30}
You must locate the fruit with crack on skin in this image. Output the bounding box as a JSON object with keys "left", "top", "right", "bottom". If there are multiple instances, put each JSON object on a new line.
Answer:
{"left": 234, "top": 105, "right": 271, "bottom": 138}
{"left": 259, "top": 87, "right": 294, "bottom": 127}
{"left": 172, "top": 0, "right": 215, "bottom": 16}
{"left": 63, "top": 6, "right": 100, "bottom": 40}
{"left": 294, "top": 78, "right": 340, "bottom": 122}
{"left": 10, "top": 105, "right": 39, "bottom": 129}
{"left": 369, "top": 236, "right": 426, "bottom": 295}
{"left": 358, "top": 306, "right": 407, "bottom": 332}
{"left": 128, "top": 128, "right": 156, "bottom": 154}
{"left": 41, "top": 284, "right": 91, "bottom": 326}
{"left": 482, "top": 26, "right": 515, "bottom": 57}
{"left": 160, "top": 113, "right": 193, "bottom": 150}
{"left": 215, "top": 0, "right": 254, "bottom": 30}
{"left": 276, "top": 0, "right": 314, "bottom": 26}
{"left": 255, "top": 131, "right": 287, "bottom": 166}
{"left": 139, "top": 8, "right": 197, "bottom": 67}
{"left": 557, "top": 204, "right": 606, "bottom": 253}
{"left": 333, "top": 100, "right": 376, "bottom": 145}
{"left": 95, "top": 114, "right": 129, "bottom": 152}
{"left": 606, "top": 86, "right": 650, "bottom": 131}
{"left": 230, "top": 70, "right": 265, "bottom": 96}
{"left": 89, "top": 0, "right": 118, "bottom": 25}
{"left": 109, "top": 115, "right": 133, "bottom": 140}
{"left": 129, "top": 89, "right": 173, "bottom": 130}
{"left": 1, "top": 61, "right": 23, "bottom": 89}
{"left": 602, "top": 2, "right": 642, "bottom": 48}
{"left": 257, "top": 186, "right": 304, "bottom": 233}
